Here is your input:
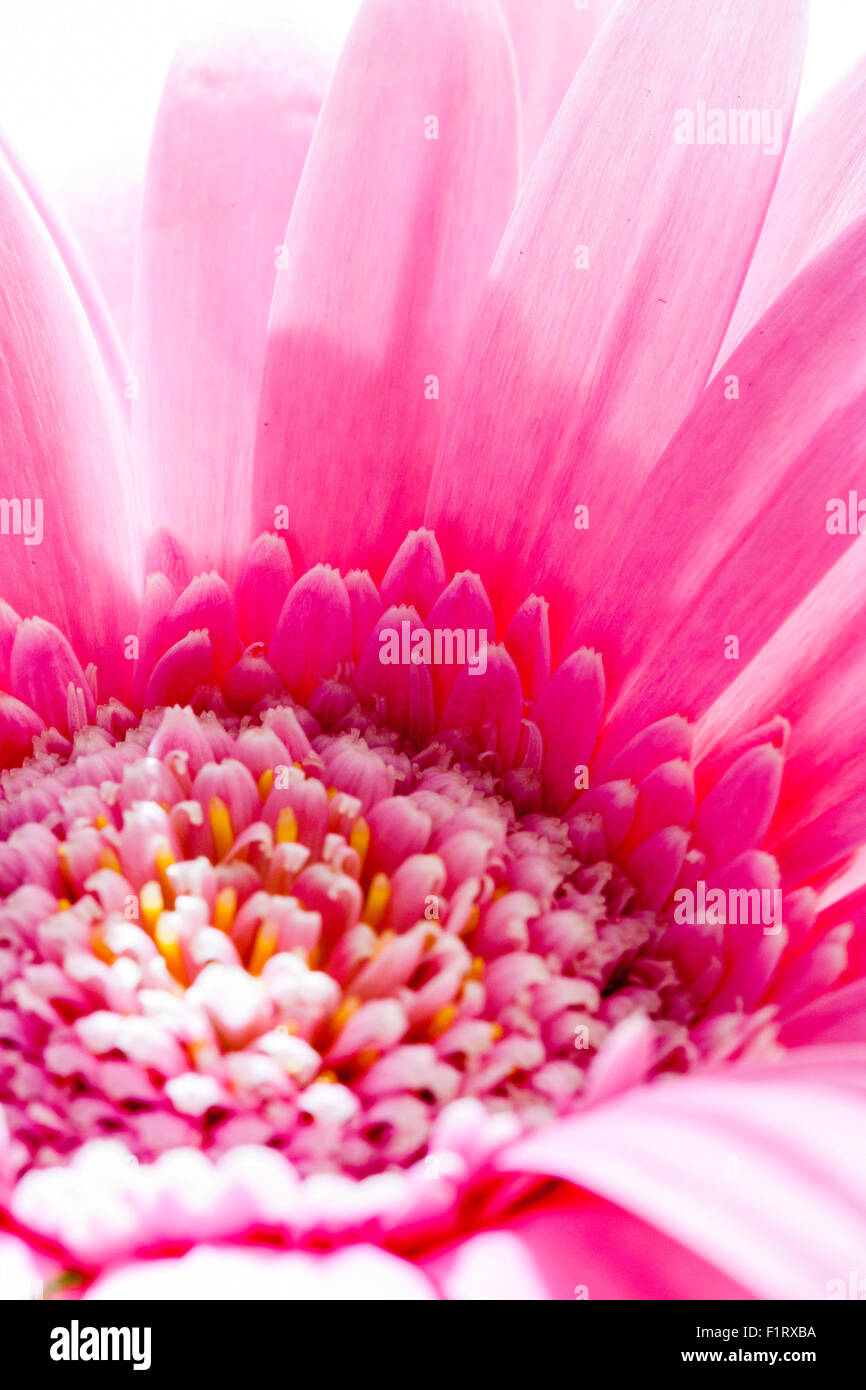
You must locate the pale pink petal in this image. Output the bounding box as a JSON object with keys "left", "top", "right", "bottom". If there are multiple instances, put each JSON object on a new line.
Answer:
{"left": 0, "top": 128, "right": 129, "bottom": 406}
{"left": 85, "top": 1241, "right": 437, "bottom": 1299}
{"left": 720, "top": 57, "right": 866, "bottom": 359}
{"left": 582, "top": 215, "right": 866, "bottom": 750}
{"left": 424, "top": 1191, "right": 750, "bottom": 1299}
{"left": 498, "top": 0, "right": 595, "bottom": 174}
{"left": 496, "top": 1070, "right": 866, "bottom": 1298}
{"left": 133, "top": 8, "right": 342, "bottom": 576}
{"left": 252, "top": 0, "right": 519, "bottom": 577}
{"left": 0, "top": 154, "right": 140, "bottom": 687}
{"left": 426, "top": 0, "right": 806, "bottom": 640}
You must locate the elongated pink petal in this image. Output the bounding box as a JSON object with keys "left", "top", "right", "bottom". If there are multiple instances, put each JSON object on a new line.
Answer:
{"left": 85, "top": 1241, "right": 436, "bottom": 1299}
{"left": 0, "top": 155, "right": 139, "bottom": 686}
{"left": 583, "top": 215, "right": 866, "bottom": 749}
{"left": 720, "top": 57, "right": 866, "bottom": 360}
{"left": 133, "top": 8, "right": 342, "bottom": 577}
{"left": 498, "top": 0, "right": 595, "bottom": 174}
{"left": 426, "top": 0, "right": 806, "bottom": 642}
{"left": 496, "top": 1070, "right": 866, "bottom": 1298}
{"left": 252, "top": 0, "right": 519, "bottom": 578}
{"left": 696, "top": 538, "right": 866, "bottom": 886}
{"left": 424, "top": 1190, "right": 750, "bottom": 1299}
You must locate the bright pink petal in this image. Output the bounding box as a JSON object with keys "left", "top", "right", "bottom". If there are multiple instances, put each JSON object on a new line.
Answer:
{"left": 720, "top": 57, "right": 866, "bottom": 360}
{"left": 696, "top": 538, "right": 866, "bottom": 887}
{"left": 252, "top": 0, "right": 519, "bottom": 578}
{"left": 0, "top": 154, "right": 140, "bottom": 687}
{"left": 85, "top": 1242, "right": 437, "bottom": 1299}
{"left": 424, "top": 1190, "right": 750, "bottom": 1299}
{"left": 496, "top": 1070, "right": 866, "bottom": 1298}
{"left": 581, "top": 215, "right": 866, "bottom": 750}
{"left": 426, "top": 0, "right": 806, "bottom": 643}
{"left": 498, "top": 0, "right": 595, "bottom": 174}
{"left": 133, "top": 9, "right": 341, "bottom": 576}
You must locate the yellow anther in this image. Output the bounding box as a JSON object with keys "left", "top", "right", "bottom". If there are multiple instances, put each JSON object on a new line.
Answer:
{"left": 94, "top": 815, "right": 108, "bottom": 830}
{"left": 98, "top": 847, "right": 122, "bottom": 873}
{"left": 317, "top": 1070, "right": 338, "bottom": 1084}
{"left": 257, "top": 768, "right": 274, "bottom": 802}
{"left": 248, "top": 918, "right": 279, "bottom": 976}
{"left": 213, "top": 885, "right": 238, "bottom": 934}
{"left": 140, "top": 880, "right": 164, "bottom": 936}
{"left": 349, "top": 816, "right": 370, "bottom": 868}
{"left": 209, "top": 796, "right": 234, "bottom": 861}
{"left": 363, "top": 872, "right": 390, "bottom": 930}
{"left": 459, "top": 904, "right": 481, "bottom": 938}
{"left": 90, "top": 930, "right": 114, "bottom": 965}
{"left": 492, "top": 885, "right": 509, "bottom": 901}
{"left": 354, "top": 1047, "right": 380, "bottom": 1073}
{"left": 468, "top": 956, "right": 485, "bottom": 981}
{"left": 327, "top": 785, "right": 338, "bottom": 800}
{"left": 155, "top": 840, "right": 176, "bottom": 906}
{"left": 57, "top": 898, "right": 71, "bottom": 911}
{"left": 423, "top": 931, "right": 438, "bottom": 953}
{"left": 490, "top": 1022, "right": 504, "bottom": 1042}
{"left": 155, "top": 917, "right": 186, "bottom": 985}
{"left": 306, "top": 945, "right": 321, "bottom": 971}
{"left": 275, "top": 805, "right": 298, "bottom": 844}
{"left": 428, "top": 1005, "right": 457, "bottom": 1040}
{"left": 330, "top": 995, "right": 361, "bottom": 1040}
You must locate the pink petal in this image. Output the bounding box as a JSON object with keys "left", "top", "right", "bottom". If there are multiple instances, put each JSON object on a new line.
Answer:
{"left": 496, "top": 1070, "right": 866, "bottom": 1298}
{"left": 251, "top": 0, "right": 519, "bottom": 578}
{"left": 534, "top": 650, "right": 605, "bottom": 812}
{"left": 426, "top": 0, "right": 806, "bottom": 641}
{"left": 424, "top": 1189, "right": 750, "bottom": 1299}
{"left": 85, "top": 1242, "right": 437, "bottom": 1299}
{"left": 697, "top": 538, "right": 866, "bottom": 886}
{"left": 0, "top": 155, "right": 140, "bottom": 685}
{"left": 583, "top": 214, "right": 866, "bottom": 749}
{"left": 133, "top": 10, "right": 341, "bottom": 576}
{"left": 0, "top": 1233, "right": 42, "bottom": 1300}
{"left": 720, "top": 56, "right": 866, "bottom": 359}
{"left": 498, "top": 0, "right": 595, "bottom": 174}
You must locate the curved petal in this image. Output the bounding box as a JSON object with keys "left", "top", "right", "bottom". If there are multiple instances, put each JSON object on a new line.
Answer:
{"left": 695, "top": 538, "right": 866, "bottom": 886}
{"left": 85, "top": 1241, "right": 437, "bottom": 1299}
{"left": 425, "top": 0, "right": 806, "bottom": 644}
{"left": 133, "top": 3, "right": 347, "bottom": 576}
{"left": 423, "top": 1189, "right": 750, "bottom": 1299}
{"left": 251, "top": 0, "right": 520, "bottom": 579}
{"left": 719, "top": 56, "right": 866, "bottom": 360}
{"left": 498, "top": 0, "right": 595, "bottom": 175}
{"left": 579, "top": 215, "right": 866, "bottom": 753}
{"left": 495, "top": 1069, "right": 866, "bottom": 1299}
{"left": 0, "top": 153, "right": 140, "bottom": 689}
{"left": 0, "top": 128, "right": 130, "bottom": 407}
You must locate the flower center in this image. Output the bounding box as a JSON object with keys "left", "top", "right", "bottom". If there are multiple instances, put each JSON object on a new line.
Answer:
{"left": 0, "top": 529, "right": 783, "bottom": 1185}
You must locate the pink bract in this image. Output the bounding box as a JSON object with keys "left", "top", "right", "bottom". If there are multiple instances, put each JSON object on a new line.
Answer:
{"left": 0, "top": 0, "right": 865, "bottom": 1301}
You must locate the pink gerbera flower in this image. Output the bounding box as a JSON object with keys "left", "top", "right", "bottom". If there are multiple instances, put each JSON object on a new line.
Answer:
{"left": 1, "top": 0, "right": 865, "bottom": 1301}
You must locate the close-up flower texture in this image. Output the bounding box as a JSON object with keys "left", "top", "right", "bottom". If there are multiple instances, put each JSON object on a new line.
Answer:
{"left": 0, "top": 0, "right": 865, "bottom": 1303}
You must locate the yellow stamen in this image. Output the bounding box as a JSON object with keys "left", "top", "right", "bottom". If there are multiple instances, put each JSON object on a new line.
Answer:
{"left": 349, "top": 816, "right": 370, "bottom": 868}
{"left": 275, "top": 805, "right": 298, "bottom": 844}
{"left": 354, "top": 1047, "right": 379, "bottom": 1073}
{"left": 94, "top": 814, "right": 108, "bottom": 830}
{"left": 57, "top": 898, "right": 71, "bottom": 911}
{"left": 90, "top": 930, "right": 115, "bottom": 965}
{"left": 428, "top": 1004, "right": 457, "bottom": 1040}
{"left": 330, "top": 994, "right": 361, "bottom": 1040}
{"left": 248, "top": 918, "right": 279, "bottom": 976}
{"left": 212, "top": 885, "right": 238, "bottom": 934}
{"left": 155, "top": 840, "right": 176, "bottom": 906}
{"left": 468, "top": 956, "right": 485, "bottom": 981}
{"left": 317, "top": 1070, "right": 338, "bottom": 1084}
{"left": 306, "top": 944, "right": 321, "bottom": 970}
{"left": 98, "top": 846, "right": 122, "bottom": 873}
{"left": 459, "top": 904, "right": 481, "bottom": 937}
{"left": 140, "top": 880, "right": 164, "bottom": 936}
{"left": 257, "top": 768, "right": 274, "bottom": 802}
{"left": 327, "top": 785, "right": 338, "bottom": 800}
{"left": 209, "top": 796, "right": 234, "bottom": 861}
{"left": 155, "top": 917, "right": 186, "bottom": 984}
{"left": 490, "top": 1022, "right": 504, "bottom": 1042}
{"left": 363, "top": 872, "right": 390, "bottom": 930}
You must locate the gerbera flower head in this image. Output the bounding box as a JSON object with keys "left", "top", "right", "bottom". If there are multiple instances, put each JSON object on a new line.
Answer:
{"left": 1, "top": 0, "right": 866, "bottom": 1300}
